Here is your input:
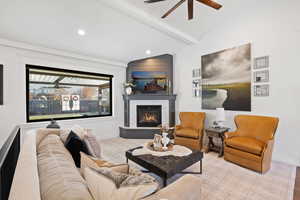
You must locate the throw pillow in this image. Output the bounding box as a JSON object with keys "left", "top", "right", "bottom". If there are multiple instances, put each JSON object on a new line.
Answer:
{"left": 65, "top": 131, "right": 91, "bottom": 167}
{"left": 83, "top": 129, "right": 102, "bottom": 158}
{"left": 71, "top": 125, "right": 86, "bottom": 139}
{"left": 84, "top": 167, "right": 158, "bottom": 200}
{"left": 60, "top": 125, "right": 86, "bottom": 143}
{"left": 60, "top": 128, "right": 71, "bottom": 143}
{"left": 80, "top": 152, "right": 129, "bottom": 174}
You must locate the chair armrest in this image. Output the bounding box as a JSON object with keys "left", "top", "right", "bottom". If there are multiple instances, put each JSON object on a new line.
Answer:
{"left": 143, "top": 175, "right": 201, "bottom": 200}
{"left": 262, "top": 139, "right": 275, "bottom": 157}
{"left": 224, "top": 131, "right": 238, "bottom": 139}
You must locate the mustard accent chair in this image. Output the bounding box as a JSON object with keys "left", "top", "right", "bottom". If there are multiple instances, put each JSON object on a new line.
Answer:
{"left": 174, "top": 112, "right": 206, "bottom": 151}
{"left": 224, "top": 115, "right": 279, "bottom": 173}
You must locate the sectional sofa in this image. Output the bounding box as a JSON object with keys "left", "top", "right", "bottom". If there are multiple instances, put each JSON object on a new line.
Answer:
{"left": 8, "top": 128, "right": 201, "bottom": 200}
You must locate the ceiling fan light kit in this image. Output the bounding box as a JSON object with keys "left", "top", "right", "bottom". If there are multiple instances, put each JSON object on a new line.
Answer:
{"left": 145, "top": 0, "right": 222, "bottom": 20}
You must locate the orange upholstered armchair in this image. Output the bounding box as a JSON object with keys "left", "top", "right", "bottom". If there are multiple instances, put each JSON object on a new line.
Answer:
{"left": 224, "top": 115, "right": 279, "bottom": 173}
{"left": 174, "top": 112, "right": 206, "bottom": 151}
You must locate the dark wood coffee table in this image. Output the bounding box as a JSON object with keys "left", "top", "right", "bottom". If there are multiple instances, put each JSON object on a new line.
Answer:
{"left": 126, "top": 146, "right": 203, "bottom": 187}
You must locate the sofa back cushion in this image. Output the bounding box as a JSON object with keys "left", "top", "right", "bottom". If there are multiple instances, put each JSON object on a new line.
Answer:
{"left": 37, "top": 134, "right": 93, "bottom": 200}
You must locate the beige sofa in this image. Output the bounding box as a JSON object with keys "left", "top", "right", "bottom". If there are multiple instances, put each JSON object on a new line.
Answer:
{"left": 9, "top": 128, "right": 201, "bottom": 200}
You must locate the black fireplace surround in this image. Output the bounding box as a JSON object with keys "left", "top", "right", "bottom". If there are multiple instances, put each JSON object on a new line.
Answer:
{"left": 137, "top": 105, "right": 162, "bottom": 127}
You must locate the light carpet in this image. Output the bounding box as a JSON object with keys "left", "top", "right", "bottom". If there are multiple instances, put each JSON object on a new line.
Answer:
{"left": 100, "top": 137, "right": 296, "bottom": 200}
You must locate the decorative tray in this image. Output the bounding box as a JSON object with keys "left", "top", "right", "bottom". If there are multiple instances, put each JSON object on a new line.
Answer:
{"left": 145, "top": 141, "right": 174, "bottom": 152}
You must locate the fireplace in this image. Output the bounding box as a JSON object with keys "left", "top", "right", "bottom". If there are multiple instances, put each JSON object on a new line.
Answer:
{"left": 137, "top": 105, "right": 162, "bottom": 127}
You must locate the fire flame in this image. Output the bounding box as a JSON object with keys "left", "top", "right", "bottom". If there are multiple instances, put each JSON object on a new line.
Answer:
{"left": 143, "top": 113, "right": 157, "bottom": 122}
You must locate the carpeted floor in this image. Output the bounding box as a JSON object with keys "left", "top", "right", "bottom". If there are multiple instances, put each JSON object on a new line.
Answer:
{"left": 100, "top": 137, "right": 296, "bottom": 200}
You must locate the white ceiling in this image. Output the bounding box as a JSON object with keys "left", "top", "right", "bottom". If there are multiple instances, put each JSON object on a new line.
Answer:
{"left": 123, "top": 0, "right": 246, "bottom": 40}
{"left": 0, "top": 0, "right": 189, "bottom": 63}
{"left": 0, "top": 0, "right": 274, "bottom": 64}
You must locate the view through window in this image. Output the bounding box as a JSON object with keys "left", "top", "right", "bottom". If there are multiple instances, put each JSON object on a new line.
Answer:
{"left": 26, "top": 65, "right": 113, "bottom": 122}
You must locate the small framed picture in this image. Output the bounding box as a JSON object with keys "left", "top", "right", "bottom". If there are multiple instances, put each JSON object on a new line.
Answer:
{"left": 254, "top": 70, "right": 269, "bottom": 83}
{"left": 193, "top": 89, "right": 201, "bottom": 98}
{"left": 254, "top": 56, "right": 269, "bottom": 69}
{"left": 254, "top": 84, "right": 269, "bottom": 97}
{"left": 192, "top": 68, "right": 201, "bottom": 78}
{"left": 192, "top": 79, "right": 201, "bottom": 88}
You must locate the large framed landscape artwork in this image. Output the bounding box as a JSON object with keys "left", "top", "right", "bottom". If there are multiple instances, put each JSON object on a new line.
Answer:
{"left": 201, "top": 43, "right": 251, "bottom": 111}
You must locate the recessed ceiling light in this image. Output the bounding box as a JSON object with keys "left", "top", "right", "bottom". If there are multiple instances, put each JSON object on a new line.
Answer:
{"left": 77, "top": 29, "right": 86, "bottom": 36}
{"left": 146, "top": 50, "right": 151, "bottom": 55}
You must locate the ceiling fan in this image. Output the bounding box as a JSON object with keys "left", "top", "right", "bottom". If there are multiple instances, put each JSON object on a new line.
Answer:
{"left": 144, "top": 0, "right": 222, "bottom": 20}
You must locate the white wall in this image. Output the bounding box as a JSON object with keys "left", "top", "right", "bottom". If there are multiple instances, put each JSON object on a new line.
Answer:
{"left": 174, "top": 0, "right": 300, "bottom": 166}
{"left": 0, "top": 44, "right": 126, "bottom": 147}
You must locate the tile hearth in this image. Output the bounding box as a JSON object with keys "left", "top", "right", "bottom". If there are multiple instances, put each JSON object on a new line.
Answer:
{"left": 100, "top": 137, "right": 296, "bottom": 200}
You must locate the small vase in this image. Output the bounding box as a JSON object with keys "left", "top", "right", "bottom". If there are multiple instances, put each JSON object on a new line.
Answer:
{"left": 125, "top": 87, "right": 132, "bottom": 95}
{"left": 161, "top": 132, "right": 170, "bottom": 151}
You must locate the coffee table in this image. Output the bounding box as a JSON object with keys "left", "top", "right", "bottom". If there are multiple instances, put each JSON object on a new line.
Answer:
{"left": 126, "top": 146, "right": 203, "bottom": 187}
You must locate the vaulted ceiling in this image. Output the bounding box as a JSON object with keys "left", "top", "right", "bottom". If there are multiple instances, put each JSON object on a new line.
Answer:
{"left": 0, "top": 0, "right": 279, "bottom": 64}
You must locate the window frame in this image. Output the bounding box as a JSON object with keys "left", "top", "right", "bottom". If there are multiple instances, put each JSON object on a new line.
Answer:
{"left": 26, "top": 64, "right": 113, "bottom": 123}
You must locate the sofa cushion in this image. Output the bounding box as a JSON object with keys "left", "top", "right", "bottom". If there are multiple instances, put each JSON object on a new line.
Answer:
{"left": 65, "top": 131, "right": 91, "bottom": 167}
{"left": 176, "top": 128, "right": 199, "bottom": 139}
{"left": 84, "top": 167, "right": 158, "bottom": 200}
{"left": 83, "top": 130, "right": 102, "bottom": 158}
{"left": 225, "top": 136, "right": 265, "bottom": 155}
{"left": 37, "top": 134, "right": 93, "bottom": 200}
{"left": 80, "top": 152, "right": 129, "bottom": 175}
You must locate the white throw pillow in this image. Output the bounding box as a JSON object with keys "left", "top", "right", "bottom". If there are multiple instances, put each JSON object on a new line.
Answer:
{"left": 84, "top": 167, "right": 158, "bottom": 200}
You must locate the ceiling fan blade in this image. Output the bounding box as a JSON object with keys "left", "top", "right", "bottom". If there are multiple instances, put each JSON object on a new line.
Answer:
{"left": 144, "top": 0, "right": 167, "bottom": 3}
{"left": 187, "top": 0, "right": 193, "bottom": 20}
{"left": 162, "top": 0, "right": 186, "bottom": 18}
{"left": 196, "top": 0, "right": 222, "bottom": 10}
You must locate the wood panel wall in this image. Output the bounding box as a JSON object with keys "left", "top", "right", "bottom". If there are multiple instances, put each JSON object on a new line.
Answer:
{"left": 126, "top": 54, "right": 173, "bottom": 94}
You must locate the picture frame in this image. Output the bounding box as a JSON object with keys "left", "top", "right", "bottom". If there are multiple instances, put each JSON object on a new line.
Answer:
{"left": 254, "top": 70, "right": 269, "bottom": 83}
{"left": 254, "top": 56, "right": 269, "bottom": 70}
{"left": 0, "top": 65, "right": 3, "bottom": 105}
{"left": 193, "top": 88, "right": 201, "bottom": 98}
{"left": 192, "top": 68, "right": 201, "bottom": 78}
{"left": 254, "top": 84, "right": 269, "bottom": 97}
{"left": 192, "top": 79, "right": 201, "bottom": 88}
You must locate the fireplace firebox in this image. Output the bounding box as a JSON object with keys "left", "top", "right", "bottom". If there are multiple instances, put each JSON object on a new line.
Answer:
{"left": 137, "top": 105, "right": 162, "bottom": 127}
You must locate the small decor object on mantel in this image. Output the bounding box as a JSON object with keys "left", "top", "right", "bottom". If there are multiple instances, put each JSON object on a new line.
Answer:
{"left": 123, "top": 81, "right": 135, "bottom": 95}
